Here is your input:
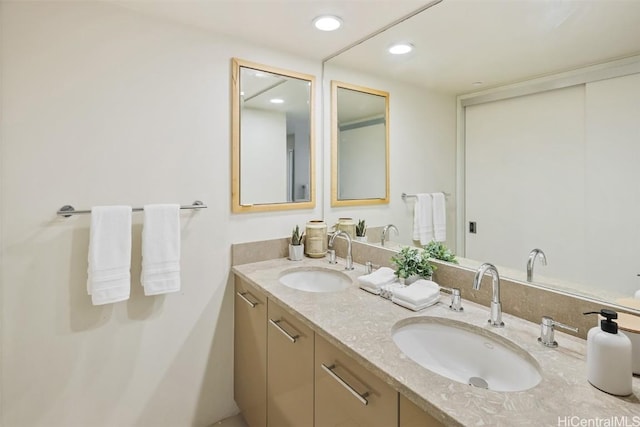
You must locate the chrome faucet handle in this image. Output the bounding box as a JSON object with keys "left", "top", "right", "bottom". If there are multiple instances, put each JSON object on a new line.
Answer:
{"left": 537, "top": 316, "right": 578, "bottom": 348}
{"left": 364, "top": 261, "right": 381, "bottom": 274}
{"left": 365, "top": 261, "right": 373, "bottom": 274}
{"left": 328, "top": 249, "right": 337, "bottom": 265}
{"left": 441, "top": 287, "right": 464, "bottom": 312}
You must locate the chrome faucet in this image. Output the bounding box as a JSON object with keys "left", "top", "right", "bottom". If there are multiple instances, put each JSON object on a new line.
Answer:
{"left": 538, "top": 316, "right": 578, "bottom": 348}
{"left": 472, "top": 263, "right": 504, "bottom": 327}
{"left": 329, "top": 231, "right": 354, "bottom": 270}
{"left": 526, "top": 248, "right": 547, "bottom": 282}
{"left": 381, "top": 224, "right": 398, "bottom": 247}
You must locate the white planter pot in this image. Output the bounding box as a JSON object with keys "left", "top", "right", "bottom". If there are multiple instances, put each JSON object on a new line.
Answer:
{"left": 289, "top": 244, "right": 304, "bottom": 261}
{"left": 355, "top": 236, "right": 368, "bottom": 243}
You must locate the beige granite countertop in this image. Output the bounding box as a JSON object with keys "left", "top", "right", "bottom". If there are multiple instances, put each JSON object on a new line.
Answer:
{"left": 232, "top": 257, "right": 640, "bottom": 427}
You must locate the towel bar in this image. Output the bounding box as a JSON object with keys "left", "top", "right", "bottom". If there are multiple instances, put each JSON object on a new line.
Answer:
{"left": 401, "top": 192, "right": 450, "bottom": 201}
{"left": 57, "top": 200, "right": 207, "bottom": 217}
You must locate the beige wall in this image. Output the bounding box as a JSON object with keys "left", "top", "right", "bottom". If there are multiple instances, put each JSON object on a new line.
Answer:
{"left": 0, "top": 2, "right": 322, "bottom": 426}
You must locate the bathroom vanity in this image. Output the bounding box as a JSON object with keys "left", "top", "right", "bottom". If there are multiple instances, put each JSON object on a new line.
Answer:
{"left": 232, "top": 256, "right": 640, "bottom": 426}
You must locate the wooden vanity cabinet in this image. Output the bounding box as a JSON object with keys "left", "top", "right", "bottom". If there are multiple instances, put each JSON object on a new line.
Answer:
{"left": 399, "top": 394, "right": 445, "bottom": 427}
{"left": 234, "top": 278, "right": 267, "bottom": 427}
{"left": 267, "top": 300, "right": 314, "bottom": 427}
{"left": 234, "top": 275, "right": 445, "bottom": 427}
{"left": 315, "top": 334, "right": 398, "bottom": 427}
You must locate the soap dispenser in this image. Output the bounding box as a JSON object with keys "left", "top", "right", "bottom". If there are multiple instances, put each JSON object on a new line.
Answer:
{"left": 583, "top": 309, "right": 632, "bottom": 396}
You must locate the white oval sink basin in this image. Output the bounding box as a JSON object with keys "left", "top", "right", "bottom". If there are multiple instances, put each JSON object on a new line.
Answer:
{"left": 392, "top": 317, "right": 542, "bottom": 392}
{"left": 279, "top": 268, "right": 351, "bottom": 293}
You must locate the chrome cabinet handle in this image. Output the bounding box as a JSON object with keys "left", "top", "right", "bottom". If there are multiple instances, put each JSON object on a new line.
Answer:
{"left": 268, "top": 319, "right": 299, "bottom": 343}
{"left": 321, "top": 363, "right": 369, "bottom": 406}
{"left": 236, "top": 291, "right": 258, "bottom": 308}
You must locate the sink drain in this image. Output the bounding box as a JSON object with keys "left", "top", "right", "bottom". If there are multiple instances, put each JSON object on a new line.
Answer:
{"left": 468, "top": 377, "right": 489, "bottom": 389}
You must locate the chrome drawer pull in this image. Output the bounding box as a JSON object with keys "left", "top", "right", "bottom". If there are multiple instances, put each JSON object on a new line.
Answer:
{"left": 321, "top": 363, "right": 369, "bottom": 406}
{"left": 236, "top": 291, "right": 258, "bottom": 308}
{"left": 268, "top": 319, "right": 299, "bottom": 343}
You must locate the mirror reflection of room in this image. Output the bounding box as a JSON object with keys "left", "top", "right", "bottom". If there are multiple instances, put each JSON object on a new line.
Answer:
{"left": 332, "top": 81, "right": 388, "bottom": 203}
{"left": 325, "top": 0, "right": 640, "bottom": 309}
{"left": 232, "top": 58, "right": 315, "bottom": 212}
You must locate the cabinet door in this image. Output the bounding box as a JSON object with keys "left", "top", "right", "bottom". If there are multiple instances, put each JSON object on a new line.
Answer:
{"left": 399, "top": 394, "right": 444, "bottom": 427}
{"left": 315, "top": 334, "right": 398, "bottom": 427}
{"left": 234, "top": 278, "right": 267, "bottom": 427}
{"left": 267, "top": 300, "right": 314, "bottom": 427}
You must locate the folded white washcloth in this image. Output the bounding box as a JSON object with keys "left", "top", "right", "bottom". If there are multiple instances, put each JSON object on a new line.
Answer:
{"left": 87, "top": 206, "right": 132, "bottom": 305}
{"left": 391, "top": 293, "right": 440, "bottom": 311}
{"left": 432, "top": 192, "right": 446, "bottom": 242}
{"left": 141, "top": 204, "right": 181, "bottom": 296}
{"left": 360, "top": 282, "right": 382, "bottom": 295}
{"left": 381, "top": 281, "right": 404, "bottom": 299}
{"left": 392, "top": 279, "right": 441, "bottom": 306}
{"left": 358, "top": 267, "right": 397, "bottom": 295}
{"left": 412, "top": 193, "right": 434, "bottom": 245}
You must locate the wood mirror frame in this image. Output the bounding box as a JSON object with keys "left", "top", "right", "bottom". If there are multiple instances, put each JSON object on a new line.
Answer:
{"left": 231, "top": 58, "right": 316, "bottom": 213}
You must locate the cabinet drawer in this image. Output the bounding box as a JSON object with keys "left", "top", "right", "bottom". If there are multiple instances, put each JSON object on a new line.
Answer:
{"left": 315, "top": 334, "right": 398, "bottom": 427}
{"left": 234, "top": 278, "right": 267, "bottom": 427}
{"left": 267, "top": 300, "right": 314, "bottom": 427}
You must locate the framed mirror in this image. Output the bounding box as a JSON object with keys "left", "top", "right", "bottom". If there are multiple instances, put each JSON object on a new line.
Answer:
{"left": 231, "top": 58, "right": 315, "bottom": 213}
{"left": 331, "top": 81, "right": 389, "bottom": 207}
{"left": 323, "top": 1, "right": 640, "bottom": 311}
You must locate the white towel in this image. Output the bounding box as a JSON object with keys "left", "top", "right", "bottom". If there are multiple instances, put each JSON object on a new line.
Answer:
{"left": 412, "top": 193, "right": 434, "bottom": 245}
{"left": 358, "top": 267, "right": 397, "bottom": 295}
{"left": 87, "top": 206, "right": 132, "bottom": 305}
{"left": 359, "top": 283, "right": 382, "bottom": 295}
{"left": 380, "top": 281, "right": 404, "bottom": 299}
{"left": 391, "top": 294, "right": 440, "bottom": 311}
{"left": 392, "top": 279, "right": 440, "bottom": 306}
{"left": 635, "top": 289, "right": 640, "bottom": 299}
{"left": 432, "top": 192, "right": 446, "bottom": 242}
{"left": 141, "top": 204, "right": 181, "bottom": 296}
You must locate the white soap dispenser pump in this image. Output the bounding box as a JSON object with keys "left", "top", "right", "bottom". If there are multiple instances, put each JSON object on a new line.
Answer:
{"left": 583, "top": 309, "right": 633, "bottom": 396}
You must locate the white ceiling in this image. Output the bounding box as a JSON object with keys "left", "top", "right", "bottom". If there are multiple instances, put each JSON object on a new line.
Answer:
{"left": 329, "top": 0, "right": 640, "bottom": 94}
{"left": 112, "top": 0, "right": 430, "bottom": 61}
{"left": 111, "top": 0, "right": 640, "bottom": 95}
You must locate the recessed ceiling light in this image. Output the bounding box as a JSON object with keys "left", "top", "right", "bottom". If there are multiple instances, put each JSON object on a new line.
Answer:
{"left": 270, "top": 98, "right": 284, "bottom": 104}
{"left": 313, "top": 15, "right": 342, "bottom": 32}
{"left": 388, "top": 43, "right": 414, "bottom": 55}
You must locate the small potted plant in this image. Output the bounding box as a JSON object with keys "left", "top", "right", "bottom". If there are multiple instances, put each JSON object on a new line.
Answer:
{"left": 289, "top": 225, "right": 305, "bottom": 261}
{"left": 391, "top": 246, "right": 436, "bottom": 285}
{"left": 424, "top": 241, "right": 458, "bottom": 264}
{"left": 355, "top": 219, "right": 367, "bottom": 242}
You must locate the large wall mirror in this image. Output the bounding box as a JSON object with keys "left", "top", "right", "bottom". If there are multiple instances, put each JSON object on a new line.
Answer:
{"left": 324, "top": 1, "right": 640, "bottom": 312}
{"left": 231, "top": 58, "right": 315, "bottom": 213}
{"left": 331, "top": 81, "right": 389, "bottom": 207}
